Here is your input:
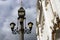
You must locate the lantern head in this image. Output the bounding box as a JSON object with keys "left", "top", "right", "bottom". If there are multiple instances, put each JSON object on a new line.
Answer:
{"left": 28, "top": 22, "right": 33, "bottom": 31}
{"left": 18, "top": 7, "right": 25, "bottom": 17}
{"left": 10, "top": 22, "right": 16, "bottom": 31}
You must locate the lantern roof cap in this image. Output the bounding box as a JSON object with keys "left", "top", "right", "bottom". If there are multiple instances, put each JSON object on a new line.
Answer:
{"left": 10, "top": 22, "right": 16, "bottom": 26}
{"left": 18, "top": 7, "right": 25, "bottom": 12}
{"left": 28, "top": 22, "right": 33, "bottom": 25}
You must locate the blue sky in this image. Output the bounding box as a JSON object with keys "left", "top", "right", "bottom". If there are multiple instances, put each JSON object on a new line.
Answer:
{"left": 0, "top": 0, "right": 37, "bottom": 40}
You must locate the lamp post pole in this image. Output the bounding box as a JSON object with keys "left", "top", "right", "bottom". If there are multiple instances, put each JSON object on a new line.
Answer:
{"left": 19, "top": 22, "right": 24, "bottom": 40}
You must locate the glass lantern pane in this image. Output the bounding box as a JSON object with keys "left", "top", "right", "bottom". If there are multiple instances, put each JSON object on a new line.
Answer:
{"left": 10, "top": 24, "right": 14, "bottom": 28}
{"left": 28, "top": 24, "right": 32, "bottom": 27}
{"left": 19, "top": 12, "right": 24, "bottom": 15}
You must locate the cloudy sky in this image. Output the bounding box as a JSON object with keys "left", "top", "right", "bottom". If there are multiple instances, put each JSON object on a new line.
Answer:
{"left": 0, "top": 0, "right": 37, "bottom": 40}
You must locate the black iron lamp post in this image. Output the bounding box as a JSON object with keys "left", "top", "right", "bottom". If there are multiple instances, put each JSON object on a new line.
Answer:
{"left": 10, "top": 7, "right": 33, "bottom": 40}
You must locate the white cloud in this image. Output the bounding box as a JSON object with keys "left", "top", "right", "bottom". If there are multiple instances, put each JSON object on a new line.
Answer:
{"left": 23, "top": 0, "right": 37, "bottom": 8}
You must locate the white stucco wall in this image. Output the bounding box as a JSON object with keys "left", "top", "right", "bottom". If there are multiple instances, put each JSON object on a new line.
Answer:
{"left": 37, "top": 0, "right": 60, "bottom": 40}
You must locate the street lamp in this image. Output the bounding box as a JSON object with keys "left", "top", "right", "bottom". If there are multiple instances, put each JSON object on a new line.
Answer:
{"left": 18, "top": 7, "right": 25, "bottom": 18}
{"left": 10, "top": 7, "right": 33, "bottom": 40}
{"left": 28, "top": 22, "right": 33, "bottom": 31}
{"left": 10, "top": 22, "right": 16, "bottom": 31}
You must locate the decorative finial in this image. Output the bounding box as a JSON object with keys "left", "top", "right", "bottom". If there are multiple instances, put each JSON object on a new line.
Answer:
{"left": 21, "top": 0, "right": 23, "bottom": 7}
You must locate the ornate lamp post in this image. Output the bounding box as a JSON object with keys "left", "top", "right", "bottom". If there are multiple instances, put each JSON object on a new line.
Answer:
{"left": 10, "top": 7, "right": 33, "bottom": 40}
